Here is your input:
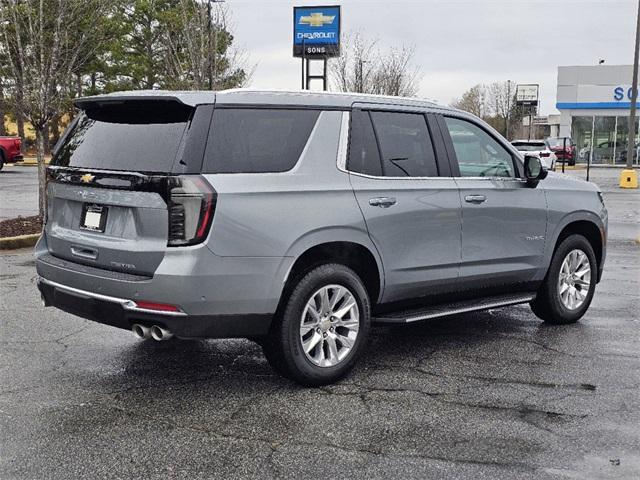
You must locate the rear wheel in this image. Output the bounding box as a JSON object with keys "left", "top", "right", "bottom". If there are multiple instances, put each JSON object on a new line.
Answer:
{"left": 263, "top": 263, "right": 370, "bottom": 386}
{"left": 531, "top": 234, "right": 597, "bottom": 324}
{"left": 0, "top": 151, "right": 5, "bottom": 171}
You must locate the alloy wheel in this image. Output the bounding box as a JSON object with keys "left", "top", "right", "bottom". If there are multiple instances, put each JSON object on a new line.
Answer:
{"left": 299, "top": 284, "right": 360, "bottom": 367}
{"left": 558, "top": 249, "right": 591, "bottom": 310}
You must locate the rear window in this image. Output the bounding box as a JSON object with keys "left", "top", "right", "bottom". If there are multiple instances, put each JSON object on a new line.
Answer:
{"left": 52, "top": 101, "right": 192, "bottom": 172}
{"left": 511, "top": 142, "right": 547, "bottom": 151}
{"left": 202, "top": 108, "right": 320, "bottom": 173}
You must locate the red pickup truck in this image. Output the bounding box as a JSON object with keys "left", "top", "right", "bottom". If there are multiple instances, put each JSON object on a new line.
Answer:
{"left": 0, "top": 136, "right": 24, "bottom": 170}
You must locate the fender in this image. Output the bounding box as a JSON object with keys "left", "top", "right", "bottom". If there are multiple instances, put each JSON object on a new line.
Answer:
{"left": 281, "top": 225, "right": 386, "bottom": 302}
{"left": 538, "top": 209, "right": 606, "bottom": 282}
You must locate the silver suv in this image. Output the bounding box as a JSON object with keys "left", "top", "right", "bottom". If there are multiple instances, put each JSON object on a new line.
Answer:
{"left": 36, "top": 90, "right": 608, "bottom": 386}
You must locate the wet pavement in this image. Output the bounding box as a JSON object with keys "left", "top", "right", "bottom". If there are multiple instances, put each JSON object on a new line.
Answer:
{"left": 1, "top": 168, "right": 639, "bottom": 479}
{"left": 0, "top": 166, "right": 39, "bottom": 221}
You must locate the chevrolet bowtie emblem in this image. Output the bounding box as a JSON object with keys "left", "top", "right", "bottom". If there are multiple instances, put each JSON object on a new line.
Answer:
{"left": 299, "top": 12, "right": 335, "bottom": 27}
{"left": 80, "top": 173, "right": 95, "bottom": 184}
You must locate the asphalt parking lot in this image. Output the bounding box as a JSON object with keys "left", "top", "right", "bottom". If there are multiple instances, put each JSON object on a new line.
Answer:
{"left": 0, "top": 166, "right": 39, "bottom": 220}
{"left": 1, "top": 167, "right": 639, "bottom": 479}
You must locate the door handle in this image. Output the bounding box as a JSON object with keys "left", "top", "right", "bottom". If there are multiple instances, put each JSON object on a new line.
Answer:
{"left": 464, "top": 195, "right": 486, "bottom": 204}
{"left": 369, "top": 197, "right": 397, "bottom": 208}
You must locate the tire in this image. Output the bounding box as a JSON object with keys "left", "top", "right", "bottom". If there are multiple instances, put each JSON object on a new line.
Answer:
{"left": 262, "top": 263, "right": 371, "bottom": 386}
{"left": 0, "top": 151, "right": 5, "bottom": 171}
{"left": 530, "top": 234, "right": 597, "bottom": 325}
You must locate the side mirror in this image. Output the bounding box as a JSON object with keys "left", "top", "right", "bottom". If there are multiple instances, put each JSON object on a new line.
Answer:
{"left": 524, "top": 155, "right": 548, "bottom": 187}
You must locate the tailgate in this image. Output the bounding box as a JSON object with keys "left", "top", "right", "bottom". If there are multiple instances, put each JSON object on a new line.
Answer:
{"left": 46, "top": 169, "right": 169, "bottom": 276}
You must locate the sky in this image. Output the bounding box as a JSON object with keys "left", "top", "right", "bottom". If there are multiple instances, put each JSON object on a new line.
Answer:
{"left": 227, "top": 0, "right": 636, "bottom": 115}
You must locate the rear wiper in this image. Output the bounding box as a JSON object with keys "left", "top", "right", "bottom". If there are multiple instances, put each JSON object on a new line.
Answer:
{"left": 388, "top": 157, "right": 410, "bottom": 177}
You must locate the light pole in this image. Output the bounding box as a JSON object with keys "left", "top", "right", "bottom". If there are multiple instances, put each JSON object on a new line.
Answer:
{"left": 620, "top": 0, "right": 640, "bottom": 188}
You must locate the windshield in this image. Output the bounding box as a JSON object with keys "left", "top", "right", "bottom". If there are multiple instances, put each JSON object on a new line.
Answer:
{"left": 52, "top": 101, "right": 192, "bottom": 172}
{"left": 512, "top": 142, "right": 546, "bottom": 151}
{"left": 546, "top": 138, "right": 566, "bottom": 147}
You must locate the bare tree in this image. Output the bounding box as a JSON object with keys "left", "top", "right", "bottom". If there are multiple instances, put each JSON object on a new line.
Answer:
{"left": 330, "top": 32, "right": 421, "bottom": 96}
{"left": 450, "top": 84, "right": 487, "bottom": 118}
{"left": 164, "top": 0, "right": 252, "bottom": 90}
{"left": 373, "top": 45, "right": 420, "bottom": 97}
{"left": 487, "top": 80, "right": 516, "bottom": 138}
{"left": 0, "top": 0, "right": 111, "bottom": 216}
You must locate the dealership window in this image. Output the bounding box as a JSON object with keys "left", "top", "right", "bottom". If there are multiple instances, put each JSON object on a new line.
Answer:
{"left": 614, "top": 116, "right": 639, "bottom": 165}
{"left": 572, "top": 116, "right": 594, "bottom": 164}
{"left": 572, "top": 115, "right": 639, "bottom": 165}
{"left": 592, "top": 117, "right": 616, "bottom": 163}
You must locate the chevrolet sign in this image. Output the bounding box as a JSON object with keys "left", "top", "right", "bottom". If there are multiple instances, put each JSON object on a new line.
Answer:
{"left": 293, "top": 5, "right": 341, "bottom": 58}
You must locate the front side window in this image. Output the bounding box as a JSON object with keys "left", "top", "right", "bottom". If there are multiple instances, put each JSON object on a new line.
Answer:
{"left": 444, "top": 116, "right": 515, "bottom": 178}
{"left": 203, "top": 108, "right": 320, "bottom": 173}
{"left": 370, "top": 111, "right": 438, "bottom": 177}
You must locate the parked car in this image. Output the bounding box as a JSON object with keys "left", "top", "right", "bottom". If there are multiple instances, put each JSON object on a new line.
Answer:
{"left": 0, "top": 135, "right": 23, "bottom": 170}
{"left": 579, "top": 140, "right": 615, "bottom": 163}
{"left": 546, "top": 136, "right": 576, "bottom": 166}
{"left": 511, "top": 139, "right": 557, "bottom": 170}
{"left": 614, "top": 142, "right": 639, "bottom": 164}
{"left": 36, "top": 90, "right": 608, "bottom": 386}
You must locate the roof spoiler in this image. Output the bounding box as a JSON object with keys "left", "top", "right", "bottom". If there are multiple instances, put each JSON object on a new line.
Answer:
{"left": 74, "top": 94, "right": 190, "bottom": 110}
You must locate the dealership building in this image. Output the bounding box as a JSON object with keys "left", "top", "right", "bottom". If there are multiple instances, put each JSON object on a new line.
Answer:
{"left": 556, "top": 64, "right": 638, "bottom": 165}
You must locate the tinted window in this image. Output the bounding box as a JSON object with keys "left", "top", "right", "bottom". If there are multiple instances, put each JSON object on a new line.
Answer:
{"left": 347, "top": 110, "right": 382, "bottom": 176}
{"left": 203, "top": 108, "right": 320, "bottom": 173}
{"left": 370, "top": 111, "right": 438, "bottom": 177}
{"left": 511, "top": 142, "right": 547, "bottom": 151}
{"left": 52, "top": 102, "right": 192, "bottom": 172}
{"left": 444, "top": 117, "right": 515, "bottom": 178}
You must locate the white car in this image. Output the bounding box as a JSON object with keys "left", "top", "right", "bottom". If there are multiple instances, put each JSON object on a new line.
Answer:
{"left": 511, "top": 140, "right": 557, "bottom": 170}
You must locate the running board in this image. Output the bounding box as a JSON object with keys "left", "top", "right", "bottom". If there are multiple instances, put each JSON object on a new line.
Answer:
{"left": 372, "top": 293, "right": 536, "bottom": 324}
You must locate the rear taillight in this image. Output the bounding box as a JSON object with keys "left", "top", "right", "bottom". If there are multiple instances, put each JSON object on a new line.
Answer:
{"left": 540, "top": 152, "right": 550, "bottom": 157}
{"left": 167, "top": 176, "right": 216, "bottom": 247}
{"left": 14, "top": 138, "right": 21, "bottom": 149}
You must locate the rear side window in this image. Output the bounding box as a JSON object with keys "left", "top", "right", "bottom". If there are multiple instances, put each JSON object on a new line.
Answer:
{"left": 52, "top": 101, "right": 192, "bottom": 172}
{"left": 347, "top": 110, "right": 382, "bottom": 176}
{"left": 370, "top": 111, "right": 438, "bottom": 177}
{"left": 202, "top": 108, "right": 320, "bottom": 173}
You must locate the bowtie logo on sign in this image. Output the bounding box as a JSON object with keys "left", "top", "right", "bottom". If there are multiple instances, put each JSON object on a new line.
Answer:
{"left": 299, "top": 12, "right": 335, "bottom": 27}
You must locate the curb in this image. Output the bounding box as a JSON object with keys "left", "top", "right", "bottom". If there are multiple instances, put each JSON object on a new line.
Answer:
{"left": 0, "top": 233, "right": 40, "bottom": 250}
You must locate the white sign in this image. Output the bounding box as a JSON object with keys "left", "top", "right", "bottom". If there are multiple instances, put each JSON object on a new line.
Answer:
{"left": 516, "top": 84, "right": 539, "bottom": 103}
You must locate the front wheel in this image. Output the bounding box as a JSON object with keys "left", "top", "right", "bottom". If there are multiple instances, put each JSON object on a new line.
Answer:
{"left": 531, "top": 234, "right": 597, "bottom": 324}
{"left": 262, "top": 264, "right": 371, "bottom": 386}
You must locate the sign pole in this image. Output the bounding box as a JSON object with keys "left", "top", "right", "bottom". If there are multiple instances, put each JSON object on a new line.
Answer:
{"left": 301, "top": 38, "right": 305, "bottom": 89}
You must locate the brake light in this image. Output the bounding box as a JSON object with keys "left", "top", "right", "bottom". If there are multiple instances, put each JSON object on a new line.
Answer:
{"left": 540, "top": 152, "right": 550, "bottom": 157}
{"left": 135, "top": 300, "right": 181, "bottom": 312}
{"left": 14, "top": 138, "right": 21, "bottom": 149}
{"left": 167, "top": 175, "right": 216, "bottom": 247}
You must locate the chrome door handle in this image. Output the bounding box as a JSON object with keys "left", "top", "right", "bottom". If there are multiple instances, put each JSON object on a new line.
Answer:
{"left": 369, "top": 197, "right": 397, "bottom": 208}
{"left": 464, "top": 195, "right": 486, "bottom": 204}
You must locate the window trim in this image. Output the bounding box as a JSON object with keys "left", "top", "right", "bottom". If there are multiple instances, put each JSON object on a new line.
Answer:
{"left": 440, "top": 113, "right": 525, "bottom": 180}
{"left": 343, "top": 107, "right": 451, "bottom": 180}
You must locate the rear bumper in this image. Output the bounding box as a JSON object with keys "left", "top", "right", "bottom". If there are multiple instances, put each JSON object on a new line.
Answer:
{"left": 37, "top": 277, "right": 272, "bottom": 338}
{"left": 3, "top": 153, "right": 23, "bottom": 163}
{"left": 35, "top": 233, "right": 293, "bottom": 338}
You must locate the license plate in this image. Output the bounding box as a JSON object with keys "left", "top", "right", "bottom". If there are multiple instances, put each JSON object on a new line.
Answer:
{"left": 80, "top": 204, "right": 108, "bottom": 232}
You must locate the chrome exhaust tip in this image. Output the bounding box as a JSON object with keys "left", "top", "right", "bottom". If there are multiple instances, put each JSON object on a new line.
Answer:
{"left": 132, "top": 323, "right": 151, "bottom": 340}
{"left": 150, "top": 325, "right": 174, "bottom": 341}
